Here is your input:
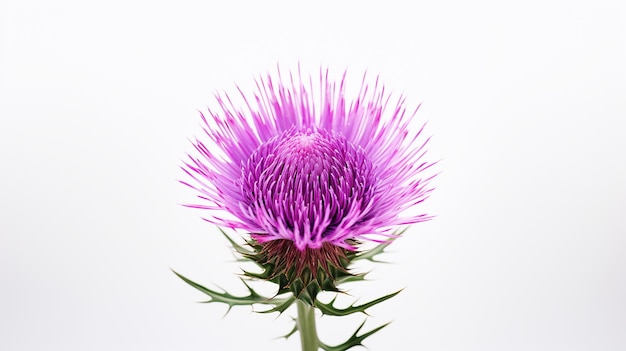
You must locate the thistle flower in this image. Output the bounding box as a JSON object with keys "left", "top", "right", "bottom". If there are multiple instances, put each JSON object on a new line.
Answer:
{"left": 177, "top": 68, "right": 436, "bottom": 350}
{"left": 181, "top": 68, "right": 435, "bottom": 302}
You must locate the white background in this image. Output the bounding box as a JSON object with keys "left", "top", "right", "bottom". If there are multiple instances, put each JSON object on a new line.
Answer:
{"left": 1, "top": 0, "right": 625, "bottom": 350}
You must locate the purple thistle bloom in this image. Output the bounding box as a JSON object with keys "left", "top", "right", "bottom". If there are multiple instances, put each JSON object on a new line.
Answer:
{"left": 182, "top": 68, "right": 435, "bottom": 252}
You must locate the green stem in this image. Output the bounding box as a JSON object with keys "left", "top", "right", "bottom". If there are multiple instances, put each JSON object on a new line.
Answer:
{"left": 296, "top": 299, "right": 319, "bottom": 351}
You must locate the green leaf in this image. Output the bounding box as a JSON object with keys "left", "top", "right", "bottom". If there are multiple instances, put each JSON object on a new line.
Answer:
{"left": 315, "top": 290, "right": 402, "bottom": 317}
{"left": 276, "top": 318, "right": 298, "bottom": 340}
{"left": 257, "top": 295, "right": 296, "bottom": 314}
{"left": 217, "top": 226, "right": 255, "bottom": 257}
{"left": 172, "top": 270, "right": 276, "bottom": 313}
{"left": 335, "top": 272, "right": 368, "bottom": 285}
{"left": 353, "top": 227, "right": 407, "bottom": 263}
{"left": 319, "top": 320, "right": 391, "bottom": 351}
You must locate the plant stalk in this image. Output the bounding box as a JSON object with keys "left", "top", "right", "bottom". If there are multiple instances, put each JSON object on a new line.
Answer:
{"left": 296, "top": 299, "right": 319, "bottom": 351}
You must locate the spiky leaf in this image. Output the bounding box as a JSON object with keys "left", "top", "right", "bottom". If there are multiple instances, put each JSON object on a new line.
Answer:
{"left": 218, "top": 226, "right": 255, "bottom": 257}
{"left": 319, "top": 320, "right": 391, "bottom": 351}
{"left": 257, "top": 295, "right": 297, "bottom": 314}
{"left": 336, "top": 273, "right": 367, "bottom": 285}
{"left": 172, "top": 270, "right": 277, "bottom": 312}
{"left": 315, "top": 290, "right": 402, "bottom": 316}
{"left": 279, "top": 322, "right": 299, "bottom": 340}
{"left": 353, "top": 228, "right": 407, "bottom": 263}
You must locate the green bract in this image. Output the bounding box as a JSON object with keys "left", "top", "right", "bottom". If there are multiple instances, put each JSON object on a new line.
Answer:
{"left": 173, "top": 227, "right": 406, "bottom": 350}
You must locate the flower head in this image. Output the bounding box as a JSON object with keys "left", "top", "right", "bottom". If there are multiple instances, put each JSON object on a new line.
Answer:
{"left": 184, "top": 68, "right": 434, "bottom": 248}
{"left": 182, "top": 68, "right": 435, "bottom": 297}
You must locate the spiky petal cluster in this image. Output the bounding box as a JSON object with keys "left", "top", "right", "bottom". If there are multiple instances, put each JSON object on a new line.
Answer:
{"left": 182, "top": 69, "right": 434, "bottom": 251}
